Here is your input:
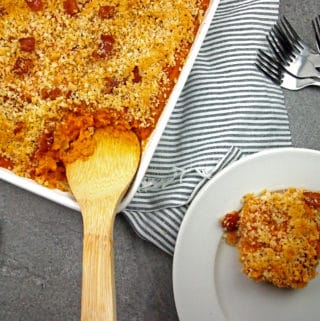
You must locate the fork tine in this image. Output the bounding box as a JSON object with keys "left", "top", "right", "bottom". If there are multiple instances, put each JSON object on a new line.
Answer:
{"left": 273, "top": 23, "right": 299, "bottom": 57}
{"left": 256, "top": 49, "right": 282, "bottom": 85}
{"left": 271, "top": 25, "right": 296, "bottom": 59}
{"left": 274, "top": 21, "right": 294, "bottom": 44}
{"left": 257, "top": 50, "right": 282, "bottom": 76}
{"left": 266, "top": 30, "right": 288, "bottom": 65}
{"left": 255, "top": 60, "right": 281, "bottom": 85}
{"left": 278, "top": 16, "right": 304, "bottom": 51}
{"left": 279, "top": 16, "right": 301, "bottom": 42}
{"left": 312, "top": 15, "right": 320, "bottom": 52}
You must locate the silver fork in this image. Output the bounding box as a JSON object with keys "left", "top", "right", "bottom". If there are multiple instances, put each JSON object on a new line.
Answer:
{"left": 312, "top": 15, "right": 320, "bottom": 52}
{"left": 278, "top": 16, "right": 320, "bottom": 67}
{"left": 267, "top": 24, "right": 320, "bottom": 78}
{"left": 256, "top": 49, "right": 320, "bottom": 90}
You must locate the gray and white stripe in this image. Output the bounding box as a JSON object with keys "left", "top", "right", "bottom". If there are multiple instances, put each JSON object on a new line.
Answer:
{"left": 122, "top": 0, "right": 292, "bottom": 255}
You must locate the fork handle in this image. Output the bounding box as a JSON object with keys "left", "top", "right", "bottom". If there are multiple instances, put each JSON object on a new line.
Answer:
{"left": 312, "top": 80, "right": 320, "bottom": 87}
{"left": 308, "top": 53, "right": 320, "bottom": 68}
{"left": 307, "top": 78, "right": 320, "bottom": 87}
{"left": 295, "top": 77, "right": 320, "bottom": 89}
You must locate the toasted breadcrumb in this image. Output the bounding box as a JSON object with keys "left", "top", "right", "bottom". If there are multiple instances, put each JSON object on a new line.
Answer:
{"left": 0, "top": 0, "right": 208, "bottom": 190}
{"left": 221, "top": 189, "right": 320, "bottom": 288}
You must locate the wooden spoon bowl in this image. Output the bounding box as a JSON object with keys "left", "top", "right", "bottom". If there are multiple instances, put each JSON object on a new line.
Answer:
{"left": 66, "top": 127, "right": 140, "bottom": 321}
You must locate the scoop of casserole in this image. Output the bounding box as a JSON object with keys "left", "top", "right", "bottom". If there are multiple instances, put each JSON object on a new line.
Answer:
{"left": 221, "top": 188, "right": 320, "bottom": 288}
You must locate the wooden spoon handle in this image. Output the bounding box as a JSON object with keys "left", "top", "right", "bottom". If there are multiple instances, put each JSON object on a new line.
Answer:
{"left": 80, "top": 199, "right": 117, "bottom": 321}
{"left": 81, "top": 229, "right": 116, "bottom": 321}
{"left": 81, "top": 228, "right": 116, "bottom": 321}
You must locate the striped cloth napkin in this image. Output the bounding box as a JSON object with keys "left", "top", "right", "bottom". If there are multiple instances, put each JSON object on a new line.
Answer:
{"left": 122, "top": 0, "right": 292, "bottom": 255}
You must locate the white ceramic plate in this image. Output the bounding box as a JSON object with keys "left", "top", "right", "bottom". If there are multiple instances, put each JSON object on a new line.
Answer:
{"left": 0, "top": 0, "right": 220, "bottom": 213}
{"left": 173, "top": 147, "right": 320, "bottom": 321}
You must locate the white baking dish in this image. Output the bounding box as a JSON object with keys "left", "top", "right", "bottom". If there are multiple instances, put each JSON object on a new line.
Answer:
{"left": 0, "top": 0, "right": 220, "bottom": 213}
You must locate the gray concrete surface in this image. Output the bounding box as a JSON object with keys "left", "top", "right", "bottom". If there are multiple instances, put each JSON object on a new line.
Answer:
{"left": 1, "top": 1, "right": 320, "bottom": 320}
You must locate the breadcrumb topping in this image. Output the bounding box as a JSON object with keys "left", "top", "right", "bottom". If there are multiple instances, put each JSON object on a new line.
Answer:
{"left": 0, "top": 0, "right": 208, "bottom": 189}
{"left": 221, "top": 189, "right": 320, "bottom": 289}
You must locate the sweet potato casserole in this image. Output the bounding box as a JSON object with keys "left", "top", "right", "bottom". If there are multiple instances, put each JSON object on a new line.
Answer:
{"left": 221, "top": 188, "right": 320, "bottom": 289}
{"left": 0, "top": 0, "right": 209, "bottom": 190}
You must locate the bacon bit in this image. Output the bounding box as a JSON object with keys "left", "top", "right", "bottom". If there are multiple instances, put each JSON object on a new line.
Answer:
{"left": 132, "top": 66, "right": 142, "bottom": 83}
{"left": 41, "top": 88, "right": 62, "bottom": 100}
{"left": 49, "top": 88, "right": 62, "bottom": 99}
{"left": 25, "top": 0, "right": 43, "bottom": 11}
{"left": 65, "top": 90, "right": 73, "bottom": 99}
{"left": 221, "top": 211, "right": 239, "bottom": 232}
{"left": 63, "top": 0, "right": 79, "bottom": 16}
{"left": 21, "top": 93, "right": 32, "bottom": 103}
{"left": 100, "top": 34, "right": 115, "bottom": 55}
{"left": 40, "top": 89, "right": 49, "bottom": 99}
{"left": 104, "top": 77, "right": 118, "bottom": 94}
{"left": 13, "top": 57, "right": 33, "bottom": 75}
{"left": 19, "top": 37, "right": 36, "bottom": 52}
{"left": 0, "top": 155, "right": 14, "bottom": 169}
{"left": 37, "top": 130, "right": 55, "bottom": 156}
{"left": 0, "top": 6, "right": 7, "bottom": 16}
{"left": 14, "top": 121, "right": 25, "bottom": 135}
{"left": 303, "top": 191, "right": 320, "bottom": 209}
{"left": 93, "top": 34, "right": 115, "bottom": 58}
{"left": 98, "top": 6, "right": 116, "bottom": 19}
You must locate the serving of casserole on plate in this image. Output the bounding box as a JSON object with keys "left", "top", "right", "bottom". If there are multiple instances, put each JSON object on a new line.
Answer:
{"left": 221, "top": 188, "right": 320, "bottom": 289}
{"left": 0, "top": 0, "right": 220, "bottom": 211}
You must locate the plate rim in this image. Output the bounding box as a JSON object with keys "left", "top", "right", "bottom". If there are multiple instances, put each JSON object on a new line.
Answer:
{"left": 172, "top": 146, "right": 320, "bottom": 321}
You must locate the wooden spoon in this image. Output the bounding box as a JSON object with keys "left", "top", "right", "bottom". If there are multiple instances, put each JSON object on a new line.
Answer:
{"left": 66, "top": 127, "right": 140, "bottom": 321}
